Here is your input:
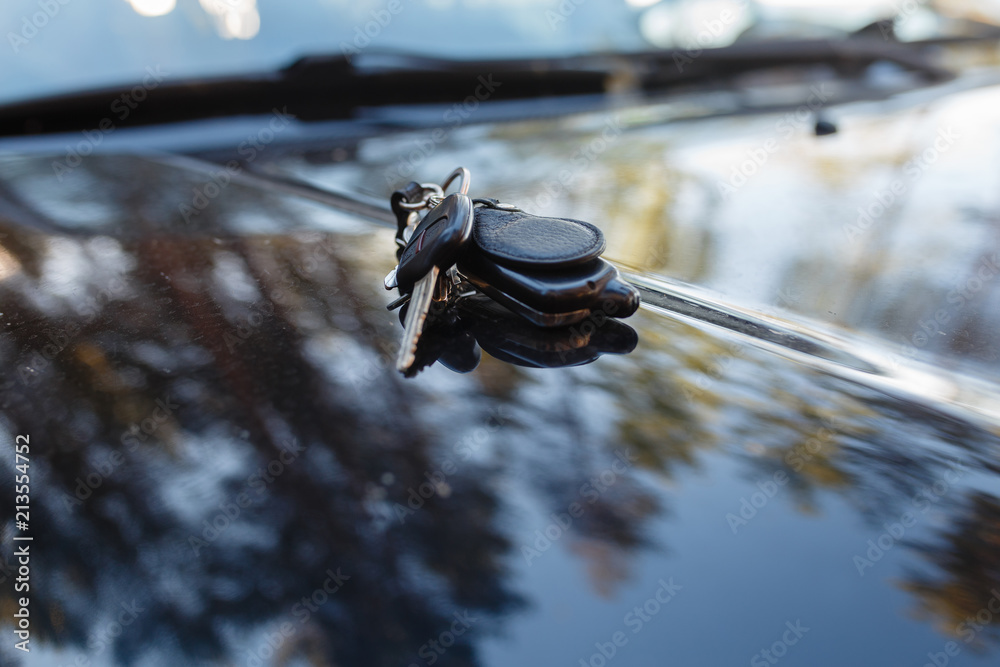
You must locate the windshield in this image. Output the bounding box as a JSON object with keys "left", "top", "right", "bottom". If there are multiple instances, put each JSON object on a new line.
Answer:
{"left": 3, "top": 0, "right": 1000, "bottom": 105}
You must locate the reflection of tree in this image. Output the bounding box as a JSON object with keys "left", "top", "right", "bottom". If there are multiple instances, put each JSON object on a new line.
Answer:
{"left": 0, "top": 155, "right": 531, "bottom": 666}
{"left": 901, "top": 492, "right": 1000, "bottom": 647}
{"left": 0, "top": 154, "right": 676, "bottom": 666}
{"left": 729, "top": 371, "right": 1000, "bottom": 653}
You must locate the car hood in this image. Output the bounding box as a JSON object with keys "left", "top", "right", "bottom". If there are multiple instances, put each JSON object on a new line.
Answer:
{"left": 2, "top": 79, "right": 1000, "bottom": 666}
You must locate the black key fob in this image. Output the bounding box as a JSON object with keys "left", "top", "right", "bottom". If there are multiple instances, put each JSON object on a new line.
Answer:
{"left": 458, "top": 204, "right": 640, "bottom": 326}
{"left": 395, "top": 193, "right": 474, "bottom": 294}
{"left": 471, "top": 207, "right": 606, "bottom": 270}
{"left": 457, "top": 254, "right": 640, "bottom": 327}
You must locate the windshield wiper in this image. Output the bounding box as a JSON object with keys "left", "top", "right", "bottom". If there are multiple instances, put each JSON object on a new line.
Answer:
{"left": 0, "top": 35, "right": 967, "bottom": 137}
{"left": 0, "top": 53, "right": 608, "bottom": 137}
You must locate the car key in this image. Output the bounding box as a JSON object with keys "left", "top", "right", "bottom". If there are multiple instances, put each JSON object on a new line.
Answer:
{"left": 457, "top": 255, "right": 639, "bottom": 327}
{"left": 394, "top": 192, "right": 474, "bottom": 375}
{"left": 384, "top": 166, "right": 641, "bottom": 376}
{"left": 455, "top": 202, "right": 640, "bottom": 326}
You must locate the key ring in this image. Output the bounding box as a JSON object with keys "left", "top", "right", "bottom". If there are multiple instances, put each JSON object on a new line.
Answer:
{"left": 397, "top": 168, "right": 471, "bottom": 211}
{"left": 427, "top": 167, "right": 471, "bottom": 207}
{"left": 397, "top": 182, "right": 445, "bottom": 211}
{"left": 440, "top": 167, "right": 471, "bottom": 195}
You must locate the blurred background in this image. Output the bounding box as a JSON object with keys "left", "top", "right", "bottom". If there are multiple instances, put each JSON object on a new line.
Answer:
{"left": 4, "top": 2, "right": 1000, "bottom": 667}
{"left": 3, "top": 0, "right": 1000, "bottom": 103}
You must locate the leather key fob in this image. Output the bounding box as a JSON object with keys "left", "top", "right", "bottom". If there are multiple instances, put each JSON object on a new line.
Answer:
{"left": 472, "top": 207, "right": 606, "bottom": 270}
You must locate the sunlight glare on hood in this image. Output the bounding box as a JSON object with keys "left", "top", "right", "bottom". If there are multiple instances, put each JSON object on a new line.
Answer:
{"left": 126, "top": 0, "right": 176, "bottom": 18}
{"left": 752, "top": 0, "right": 900, "bottom": 31}
{"left": 199, "top": 0, "right": 261, "bottom": 40}
{"left": 0, "top": 243, "right": 21, "bottom": 282}
{"left": 640, "top": 0, "right": 752, "bottom": 48}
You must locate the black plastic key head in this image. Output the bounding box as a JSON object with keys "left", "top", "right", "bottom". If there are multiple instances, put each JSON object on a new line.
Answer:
{"left": 395, "top": 193, "right": 474, "bottom": 294}
{"left": 456, "top": 253, "right": 640, "bottom": 327}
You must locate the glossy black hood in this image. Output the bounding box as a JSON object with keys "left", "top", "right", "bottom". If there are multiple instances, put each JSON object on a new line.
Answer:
{"left": 1, "top": 100, "right": 1000, "bottom": 667}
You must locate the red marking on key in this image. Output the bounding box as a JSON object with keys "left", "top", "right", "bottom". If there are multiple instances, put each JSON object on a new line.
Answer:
{"left": 415, "top": 230, "right": 425, "bottom": 253}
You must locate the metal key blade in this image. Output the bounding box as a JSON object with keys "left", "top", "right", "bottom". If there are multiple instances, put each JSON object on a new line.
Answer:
{"left": 396, "top": 265, "right": 439, "bottom": 375}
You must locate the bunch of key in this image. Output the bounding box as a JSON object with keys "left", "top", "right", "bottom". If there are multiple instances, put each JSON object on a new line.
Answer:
{"left": 384, "top": 167, "right": 640, "bottom": 376}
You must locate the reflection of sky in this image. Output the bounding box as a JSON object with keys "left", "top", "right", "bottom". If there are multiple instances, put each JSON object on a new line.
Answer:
{"left": 0, "top": 0, "right": 643, "bottom": 104}
{"left": 483, "top": 450, "right": 950, "bottom": 666}
{"left": 6, "top": 0, "right": 1000, "bottom": 105}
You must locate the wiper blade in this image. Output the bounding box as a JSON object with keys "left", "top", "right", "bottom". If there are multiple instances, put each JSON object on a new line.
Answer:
{"left": 632, "top": 37, "right": 953, "bottom": 89}
{"left": 0, "top": 53, "right": 606, "bottom": 137}
{"left": 0, "top": 36, "right": 966, "bottom": 137}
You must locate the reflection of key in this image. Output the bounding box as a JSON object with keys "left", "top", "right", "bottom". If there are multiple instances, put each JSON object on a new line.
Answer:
{"left": 395, "top": 193, "right": 474, "bottom": 375}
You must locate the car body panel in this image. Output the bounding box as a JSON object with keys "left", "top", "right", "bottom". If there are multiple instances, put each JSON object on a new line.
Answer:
{"left": 1, "top": 117, "right": 1000, "bottom": 664}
